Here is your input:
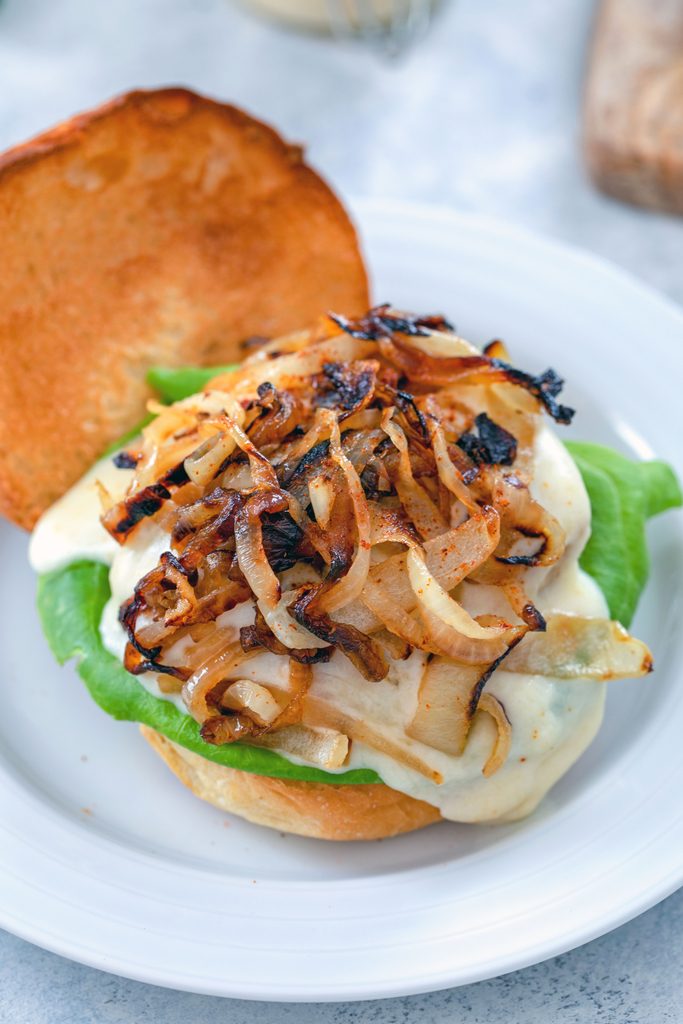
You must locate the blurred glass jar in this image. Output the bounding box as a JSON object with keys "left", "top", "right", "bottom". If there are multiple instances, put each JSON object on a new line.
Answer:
{"left": 237, "top": 0, "right": 436, "bottom": 39}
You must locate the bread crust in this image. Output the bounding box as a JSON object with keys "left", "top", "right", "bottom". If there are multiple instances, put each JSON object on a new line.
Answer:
{"left": 0, "top": 88, "right": 368, "bottom": 529}
{"left": 141, "top": 726, "right": 441, "bottom": 841}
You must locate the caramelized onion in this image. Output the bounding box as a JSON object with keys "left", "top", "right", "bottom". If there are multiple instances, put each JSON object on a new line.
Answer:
{"left": 252, "top": 723, "right": 349, "bottom": 769}
{"left": 362, "top": 582, "right": 424, "bottom": 647}
{"left": 201, "top": 713, "right": 259, "bottom": 745}
{"left": 247, "top": 385, "right": 298, "bottom": 448}
{"left": 221, "top": 413, "right": 279, "bottom": 490}
{"left": 378, "top": 334, "right": 490, "bottom": 388}
{"left": 368, "top": 503, "right": 421, "bottom": 549}
{"left": 234, "top": 490, "right": 288, "bottom": 609}
{"left": 407, "top": 547, "right": 523, "bottom": 661}
{"left": 102, "top": 458, "right": 190, "bottom": 541}
{"left": 271, "top": 660, "right": 313, "bottom": 727}
{"left": 477, "top": 693, "right": 512, "bottom": 777}
{"left": 407, "top": 657, "right": 483, "bottom": 756}
{"left": 503, "top": 615, "right": 653, "bottom": 680}
{"left": 134, "top": 392, "right": 242, "bottom": 484}
{"left": 308, "top": 474, "right": 335, "bottom": 531}
{"left": 290, "top": 586, "right": 389, "bottom": 681}
{"left": 221, "top": 679, "right": 282, "bottom": 726}
{"left": 182, "top": 641, "right": 257, "bottom": 723}
{"left": 341, "top": 510, "right": 501, "bottom": 637}
{"left": 226, "top": 334, "right": 376, "bottom": 398}
{"left": 304, "top": 695, "right": 443, "bottom": 782}
{"left": 109, "top": 308, "right": 651, "bottom": 780}
{"left": 381, "top": 409, "right": 448, "bottom": 539}
{"left": 493, "top": 473, "right": 566, "bottom": 569}
{"left": 317, "top": 415, "right": 372, "bottom": 615}
{"left": 329, "top": 305, "right": 455, "bottom": 344}
{"left": 423, "top": 400, "right": 480, "bottom": 515}
{"left": 263, "top": 587, "right": 331, "bottom": 651}
{"left": 313, "top": 359, "right": 378, "bottom": 421}
{"left": 240, "top": 606, "right": 330, "bottom": 663}
{"left": 184, "top": 431, "right": 237, "bottom": 488}
{"left": 273, "top": 408, "right": 334, "bottom": 480}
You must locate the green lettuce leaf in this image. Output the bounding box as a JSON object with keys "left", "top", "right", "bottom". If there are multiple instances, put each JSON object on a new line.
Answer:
{"left": 565, "top": 441, "right": 682, "bottom": 627}
{"left": 36, "top": 560, "right": 379, "bottom": 784}
{"left": 147, "top": 364, "right": 238, "bottom": 405}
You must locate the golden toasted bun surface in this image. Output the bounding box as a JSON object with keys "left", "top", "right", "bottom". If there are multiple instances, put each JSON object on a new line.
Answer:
{"left": 141, "top": 726, "right": 441, "bottom": 841}
{"left": 0, "top": 88, "right": 368, "bottom": 530}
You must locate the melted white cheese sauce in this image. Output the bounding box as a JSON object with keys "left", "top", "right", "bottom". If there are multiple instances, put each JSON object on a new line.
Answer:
{"left": 29, "top": 425, "right": 607, "bottom": 823}
{"left": 28, "top": 457, "right": 130, "bottom": 572}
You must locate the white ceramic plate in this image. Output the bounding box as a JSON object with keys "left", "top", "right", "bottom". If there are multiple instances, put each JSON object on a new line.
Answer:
{"left": 1, "top": 199, "right": 682, "bottom": 1001}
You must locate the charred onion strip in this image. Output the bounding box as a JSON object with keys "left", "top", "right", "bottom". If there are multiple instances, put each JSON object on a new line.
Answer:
{"left": 354, "top": 314, "right": 575, "bottom": 424}
{"left": 119, "top": 561, "right": 193, "bottom": 680}
{"left": 247, "top": 383, "right": 299, "bottom": 449}
{"left": 423, "top": 401, "right": 481, "bottom": 516}
{"left": 477, "top": 694, "right": 512, "bottom": 777}
{"left": 487, "top": 360, "right": 574, "bottom": 425}
{"left": 469, "top": 471, "right": 566, "bottom": 584}
{"left": 318, "top": 415, "right": 372, "bottom": 614}
{"left": 122, "top": 640, "right": 189, "bottom": 681}
{"left": 381, "top": 409, "right": 448, "bottom": 539}
{"left": 394, "top": 341, "right": 575, "bottom": 424}
{"left": 502, "top": 582, "right": 547, "bottom": 632}
{"left": 329, "top": 304, "right": 454, "bottom": 341}
{"left": 273, "top": 408, "right": 333, "bottom": 481}
{"left": 171, "top": 487, "right": 241, "bottom": 549}
{"left": 221, "top": 413, "right": 280, "bottom": 490}
{"left": 290, "top": 587, "right": 388, "bottom": 681}
{"left": 234, "top": 489, "right": 290, "bottom": 611}
{"left": 103, "top": 459, "right": 190, "bottom": 541}
{"left": 284, "top": 413, "right": 388, "bottom": 680}
{"left": 119, "top": 541, "right": 249, "bottom": 680}
{"left": 313, "top": 360, "right": 378, "bottom": 420}
{"left": 240, "top": 606, "right": 331, "bottom": 664}
{"left": 112, "top": 450, "right": 140, "bottom": 470}
{"left": 457, "top": 413, "right": 518, "bottom": 467}
{"left": 224, "top": 334, "right": 377, "bottom": 398}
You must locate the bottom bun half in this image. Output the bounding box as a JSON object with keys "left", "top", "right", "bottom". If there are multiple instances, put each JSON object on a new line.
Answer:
{"left": 141, "top": 726, "right": 442, "bottom": 841}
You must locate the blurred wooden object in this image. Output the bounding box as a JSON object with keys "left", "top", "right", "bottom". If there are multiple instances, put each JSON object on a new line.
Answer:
{"left": 584, "top": 0, "right": 683, "bottom": 215}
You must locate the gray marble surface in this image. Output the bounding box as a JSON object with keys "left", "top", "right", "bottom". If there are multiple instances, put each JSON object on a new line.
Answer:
{"left": 1, "top": 0, "right": 682, "bottom": 1019}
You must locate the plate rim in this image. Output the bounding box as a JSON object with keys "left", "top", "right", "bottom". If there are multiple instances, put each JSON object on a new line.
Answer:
{"left": 352, "top": 195, "right": 683, "bottom": 333}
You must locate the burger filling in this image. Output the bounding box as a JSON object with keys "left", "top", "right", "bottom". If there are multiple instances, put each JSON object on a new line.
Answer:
{"left": 30, "top": 308, "right": 655, "bottom": 822}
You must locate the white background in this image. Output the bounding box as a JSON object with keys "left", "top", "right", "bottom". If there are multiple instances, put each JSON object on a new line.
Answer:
{"left": 1, "top": 0, "right": 682, "bottom": 1020}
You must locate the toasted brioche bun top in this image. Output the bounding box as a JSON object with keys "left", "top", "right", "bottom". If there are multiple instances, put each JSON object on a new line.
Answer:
{"left": 0, "top": 88, "right": 368, "bottom": 529}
